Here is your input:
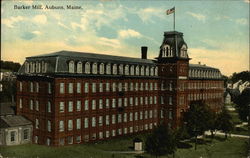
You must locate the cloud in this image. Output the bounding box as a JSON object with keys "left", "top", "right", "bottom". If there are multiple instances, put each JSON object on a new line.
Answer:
{"left": 136, "top": 7, "right": 164, "bottom": 22}
{"left": 97, "top": 37, "right": 121, "bottom": 48}
{"left": 32, "top": 31, "right": 41, "bottom": 35}
{"left": 21, "top": 32, "right": 37, "bottom": 40}
{"left": 71, "top": 22, "right": 86, "bottom": 31}
{"left": 118, "top": 29, "right": 142, "bottom": 39}
{"left": 58, "top": 22, "right": 70, "bottom": 30}
{"left": 2, "top": 16, "right": 24, "bottom": 28}
{"left": 33, "top": 14, "right": 47, "bottom": 24}
{"left": 187, "top": 11, "right": 206, "bottom": 22}
{"left": 244, "top": 0, "right": 250, "bottom": 3}
{"left": 236, "top": 18, "right": 248, "bottom": 25}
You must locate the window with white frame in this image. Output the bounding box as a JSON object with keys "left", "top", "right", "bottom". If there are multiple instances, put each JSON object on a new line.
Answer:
{"left": 130, "top": 82, "right": 134, "bottom": 91}
{"left": 30, "top": 100, "right": 33, "bottom": 110}
{"left": 77, "top": 100, "right": 81, "bottom": 111}
{"left": 140, "top": 97, "right": 143, "bottom": 105}
{"left": 154, "top": 82, "right": 158, "bottom": 90}
{"left": 106, "top": 115, "right": 110, "bottom": 125}
{"left": 129, "top": 97, "right": 133, "bottom": 106}
{"left": 140, "top": 66, "right": 145, "bottom": 76}
{"left": 19, "top": 82, "right": 23, "bottom": 92}
{"left": 155, "top": 67, "right": 158, "bottom": 76}
{"left": 129, "top": 112, "right": 133, "bottom": 121}
{"left": 77, "top": 118, "right": 81, "bottom": 129}
{"left": 60, "top": 83, "right": 64, "bottom": 94}
{"left": 77, "top": 62, "right": 82, "bottom": 73}
{"left": 160, "top": 96, "right": 164, "bottom": 104}
{"left": 140, "top": 83, "right": 143, "bottom": 91}
{"left": 135, "top": 112, "right": 138, "bottom": 120}
{"left": 144, "top": 111, "right": 148, "bottom": 119}
{"left": 112, "top": 130, "right": 116, "bottom": 136}
{"left": 124, "top": 83, "right": 128, "bottom": 91}
{"left": 84, "top": 100, "right": 89, "bottom": 110}
{"left": 130, "top": 65, "right": 134, "bottom": 75}
{"left": 124, "top": 98, "right": 128, "bottom": 107}
{"left": 47, "top": 120, "right": 51, "bottom": 132}
{"left": 99, "top": 116, "right": 103, "bottom": 126}
{"left": 135, "top": 83, "right": 138, "bottom": 91}
{"left": 150, "top": 83, "right": 153, "bottom": 91}
{"left": 30, "top": 82, "right": 33, "bottom": 92}
{"left": 135, "top": 97, "right": 138, "bottom": 106}
{"left": 106, "top": 131, "right": 110, "bottom": 138}
{"left": 169, "top": 96, "right": 173, "bottom": 105}
{"left": 59, "top": 120, "right": 64, "bottom": 131}
{"left": 145, "top": 97, "right": 148, "bottom": 105}
{"left": 69, "top": 61, "right": 75, "bottom": 73}
{"left": 99, "top": 83, "right": 103, "bottom": 92}
{"left": 99, "top": 99, "right": 103, "bottom": 109}
{"left": 92, "top": 117, "right": 96, "bottom": 127}
{"left": 140, "top": 111, "right": 143, "bottom": 120}
{"left": 112, "top": 82, "right": 116, "bottom": 92}
{"left": 35, "top": 100, "right": 39, "bottom": 111}
{"left": 92, "top": 63, "right": 97, "bottom": 74}
{"left": 106, "top": 63, "right": 111, "bottom": 74}
{"left": 19, "top": 98, "right": 22, "bottom": 109}
{"left": 146, "top": 66, "right": 149, "bottom": 76}
{"left": 118, "top": 114, "right": 122, "bottom": 123}
{"left": 149, "top": 110, "right": 153, "bottom": 118}
{"left": 106, "top": 82, "right": 110, "bottom": 92}
{"left": 36, "top": 82, "right": 39, "bottom": 93}
{"left": 76, "top": 135, "right": 81, "bottom": 143}
{"left": 119, "top": 64, "right": 123, "bottom": 75}
{"left": 84, "top": 118, "right": 89, "bottom": 128}
{"left": 118, "top": 98, "right": 122, "bottom": 107}
{"left": 68, "top": 120, "right": 73, "bottom": 131}
{"left": 118, "top": 128, "right": 122, "bottom": 135}
{"left": 92, "top": 83, "right": 96, "bottom": 93}
{"left": 48, "top": 83, "right": 51, "bottom": 94}
{"left": 125, "top": 65, "right": 129, "bottom": 75}
{"left": 154, "top": 96, "right": 157, "bottom": 104}
{"left": 77, "top": 82, "right": 81, "bottom": 93}
{"left": 106, "top": 99, "right": 109, "bottom": 108}
{"left": 36, "top": 118, "right": 39, "bottom": 129}
{"left": 135, "top": 66, "right": 139, "bottom": 75}
{"left": 112, "top": 64, "right": 117, "bottom": 75}
{"left": 112, "top": 115, "right": 116, "bottom": 124}
{"left": 149, "top": 96, "right": 153, "bottom": 105}
{"left": 85, "top": 62, "right": 90, "bottom": 74}
{"left": 112, "top": 99, "right": 116, "bottom": 108}
{"left": 99, "top": 63, "right": 104, "bottom": 74}
{"left": 99, "top": 132, "right": 103, "bottom": 139}
{"left": 123, "top": 113, "right": 127, "bottom": 122}
{"left": 124, "top": 128, "right": 127, "bottom": 134}
{"left": 129, "top": 127, "right": 133, "bottom": 133}
{"left": 84, "top": 83, "right": 89, "bottom": 93}
{"left": 118, "top": 83, "right": 122, "bottom": 91}
{"left": 92, "top": 100, "right": 96, "bottom": 110}
{"left": 68, "top": 83, "right": 73, "bottom": 94}
{"left": 59, "top": 102, "right": 65, "bottom": 112}
{"left": 68, "top": 101, "right": 73, "bottom": 112}
{"left": 150, "top": 67, "right": 154, "bottom": 76}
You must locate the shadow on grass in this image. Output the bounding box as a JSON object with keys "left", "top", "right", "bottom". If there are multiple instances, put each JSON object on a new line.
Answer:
{"left": 177, "top": 142, "right": 193, "bottom": 149}
{"left": 213, "top": 136, "right": 226, "bottom": 142}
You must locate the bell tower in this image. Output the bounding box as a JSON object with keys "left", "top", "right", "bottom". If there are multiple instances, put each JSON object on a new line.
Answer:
{"left": 157, "top": 31, "right": 190, "bottom": 128}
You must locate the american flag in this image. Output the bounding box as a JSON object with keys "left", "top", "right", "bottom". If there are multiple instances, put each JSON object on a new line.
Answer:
{"left": 166, "top": 7, "right": 175, "bottom": 15}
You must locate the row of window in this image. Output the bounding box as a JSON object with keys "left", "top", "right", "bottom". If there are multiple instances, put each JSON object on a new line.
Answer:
{"left": 9, "top": 129, "right": 30, "bottom": 143}
{"left": 19, "top": 99, "right": 51, "bottom": 112}
{"left": 189, "top": 69, "right": 221, "bottom": 79}
{"left": 24, "top": 61, "right": 47, "bottom": 73}
{"left": 187, "top": 93, "right": 223, "bottom": 101}
{"left": 19, "top": 82, "right": 52, "bottom": 94}
{"left": 58, "top": 96, "right": 158, "bottom": 113}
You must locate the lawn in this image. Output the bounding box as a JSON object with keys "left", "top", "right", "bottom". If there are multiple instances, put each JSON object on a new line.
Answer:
{"left": 0, "top": 135, "right": 248, "bottom": 158}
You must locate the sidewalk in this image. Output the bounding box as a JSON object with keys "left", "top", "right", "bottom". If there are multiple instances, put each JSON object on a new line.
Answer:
{"left": 205, "top": 131, "right": 250, "bottom": 138}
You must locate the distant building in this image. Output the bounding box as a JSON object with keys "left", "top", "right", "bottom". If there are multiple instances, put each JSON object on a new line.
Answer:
{"left": 224, "top": 92, "right": 231, "bottom": 104}
{"left": 0, "top": 103, "right": 32, "bottom": 146}
{"left": 16, "top": 31, "right": 224, "bottom": 146}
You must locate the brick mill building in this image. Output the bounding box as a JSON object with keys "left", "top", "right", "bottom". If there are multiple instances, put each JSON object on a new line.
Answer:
{"left": 16, "top": 31, "right": 224, "bottom": 146}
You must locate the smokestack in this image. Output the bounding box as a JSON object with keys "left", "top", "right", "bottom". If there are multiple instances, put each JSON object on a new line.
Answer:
{"left": 141, "top": 46, "right": 148, "bottom": 59}
{"left": 198, "top": 62, "right": 201, "bottom": 65}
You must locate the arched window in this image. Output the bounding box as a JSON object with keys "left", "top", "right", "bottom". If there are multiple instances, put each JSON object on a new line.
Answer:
{"left": 69, "top": 60, "right": 75, "bottom": 73}
{"left": 32, "top": 62, "right": 35, "bottom": 73}
{"left": 140, "top": 66, "right": 144, "bottom": 76}
{"left": 112, "top": 64, "right": 117, "bottom": 75}
{"left": 125, "top": 65, "right": 129, "bottom": 75}
{"left": 189, "top": 70, "right": 191, "bottom": 77}
{"left": 119, "top": 64, "right": 123, "bottom": 75}
{"left": 155, "top": 67, "right": 158, "bottom": 76}
{"left": 99, "top": 63, "right": 104, "bottom": 74}
{"left": 92, "top": 63, "right": 97, "bottom": 74}
{"left": 146, "top": 66, "right": 149, "bottom": 76}
{"left": 150, "top": 67, "right": 154, "bottom": 76}
{"left": 130, "top": 65, "right": 134, "bottom": 75}
{"left": 85, "top": 62, "right": 90, "bottom": 74}
{"left": 35, "top": 61, "right": 39, "bottom": 73}
{"left": 25, "top": 62, "right": 29, "bottom": 73}
{"left": 162, "top": 44, "right": 171, "bottom": 57}
{"left": 30, "top": 62, "right": 33, "bottom": 73}
{"left": 77, "top": 62, "right": 82, "bottom": 73}
{"left": 180, "top": 44, "right": 187, "bottom": 58}
{"left": 135, "top": 66, "right": 139, "bottom": 75}
{"left": 106, "top": 63, "right": 111, "bottom": 74}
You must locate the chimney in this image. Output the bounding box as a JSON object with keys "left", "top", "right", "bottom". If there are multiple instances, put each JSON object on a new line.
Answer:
{"left": 198, "top": 62, "right": 201, "bottom": 65}
{"left": 141, "top": 46, "right": 147, "bottom": 59}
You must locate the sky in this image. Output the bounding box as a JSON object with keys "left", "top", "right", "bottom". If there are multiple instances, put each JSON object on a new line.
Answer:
{"left": 1, "top": 0, "right": 249, "bottom": 76}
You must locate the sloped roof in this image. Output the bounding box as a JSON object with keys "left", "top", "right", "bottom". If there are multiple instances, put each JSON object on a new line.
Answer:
{"left": 0, "top": 115, "right": 32, "bottom": 128}
{"left": 189, "top": 64, "right": 219, "bottom": 71}
{"left": 0, "top": 102, "right": 15, "bottom": 116}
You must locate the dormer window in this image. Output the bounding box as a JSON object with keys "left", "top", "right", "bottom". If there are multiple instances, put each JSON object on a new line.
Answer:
{"left": 99, "top": 63, "right": 104, "bottom": 74}
{"left": 135, "top": 66, "right": 139, "bottom": 76}
{"left": 180, "top": 44, "right": 187, "bottom": 58}
{"left": 162, "top": 44, "right": 172, "bottom": 57}
{"left": 25, "top": 62, "right": 29, "bottom": 73}
{"left": 69, "top": 61, "right": 75, "bottom": 73}
{"left": 106, "top": 63, "right": 111, "bottom": 74}
{"left": 85, "top": 62, "right": 90, "bottom": 74}
{"left": 130, "top": 65, "right": 134, "bottom": 76}
{"left": 92, "top": 63, "right": 97, "bottom": 74}
{"left": 140, "top": 66, "right": 144, "bottom": 76}
{"left": 112, "top": 64, "right": 117, "bottom": 75}
{"left": 146, "top": 66, "right": 149, "bottom": 76}
{"left": 154, "top": 67, "right": 158, "bottom": 76}
{"left": 125, "top": 65, "right": 129, "bottom": 75}
{"left": 119, "top": 64, "right": 123, "bottom": 75}
{"left": 77, "top": 62, "right": 82, "bottom": 73}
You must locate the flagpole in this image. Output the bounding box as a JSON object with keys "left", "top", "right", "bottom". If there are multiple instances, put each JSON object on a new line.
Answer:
{"left": 173, "top": 7, "right": 175, "bottom": 31}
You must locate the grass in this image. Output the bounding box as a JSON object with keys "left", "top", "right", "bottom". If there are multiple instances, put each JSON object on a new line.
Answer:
{"left": 0, "top": 135, "right": 248, "bottom": 158}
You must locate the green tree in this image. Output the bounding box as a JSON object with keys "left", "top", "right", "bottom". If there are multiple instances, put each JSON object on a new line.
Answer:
{"left": 230, "top": 71, "right": 250, "bottom": 83}
{"left": 206, "top": 109, "right": 217, "bottom": 140}
{"left": 235, "top": 88, "right": 250, "bottom": 121}
{"left": 145, "top": 124, "right": 177, "bottom": 158}
{"left": 184, "top": 102, "right": 211, "bottom": 150}
{"left": 215, "top": 108, "right": 234, "bottom": 139}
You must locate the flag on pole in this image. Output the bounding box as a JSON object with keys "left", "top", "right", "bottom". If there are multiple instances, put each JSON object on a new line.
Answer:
{"left": 166, "top": 7, "right": 175, "bottom": 15}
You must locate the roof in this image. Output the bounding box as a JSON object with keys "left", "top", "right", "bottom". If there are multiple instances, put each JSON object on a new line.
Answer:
{"left": 0, "top": 115, "right": 32, "bottom": 128}
{"left": 0, "top": 102, "right": 15, "bottom": 116}
{"left": 189, "top": 64, "right": 219, "bottom": 71}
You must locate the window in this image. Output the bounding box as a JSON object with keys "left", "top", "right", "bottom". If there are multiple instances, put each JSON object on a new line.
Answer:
{"left": 19, "top": 98, "right": 22, "bottom": 109}
{"left": 125, "top": 65, "right": 129, "bottom": 75}
{"left": 77, "top": 100, "right": 81, "bottom": 111}
{"left": 135, "top": 66, "right": 139, "bottom": 75}
{"left": 123, "top": 113, "right": 127, "bottom": 122}
{"left": 10, "top": 131, "right": 16, "bottom": 142}
{"left": 77, "top": 118, "right": 81, "bottom": 130}
{"left": 112, "top": 99, "right": 116, "bottom": 108}
{"left": 118, "top": 83, "right": 122, "bottom": 91}
{"left": 68, "top": 83, "right": 73, "bottom": 93}
{"left": 118, "top": 98, "right": 122, "bottom": 107}
{"left": 92, "top": 83, "right": 96, "bottom": 93}
{"left": 154, "top": 96, "right": 157, "bottom": 104}
{"left": 129, "top": 97, "right": 133, "bottom": 106}
{"left": 47, "top": 121, "right": 51, "bottom": 132}
{"left": 124, "top": 83, "right": 128, "bottom": 91}
{"left": 118, "top": 114, "right": 122, "bottom": 123}
{"left": 140, "top": 97, "right": 143, "bottom": 105}
{"left": 59, "top": 102, "right": 65, "bottom": 112}
{"left": 130, "top": 65, "right": 134, "bottom": 75}
{"left": 35, "top": 100, "right": 39, "bottom": 111}
{"left": 99, "top": 132, "right": 103, "bottom": 139}
{"left": 68, "top": 101, "right": 73, "bottom": 112}
{"left": 106, "top": 131, "right": 110, "bottom": 138}
{"left": 145, "top": 97, "right": 148, "bottom": 105}
{"left": 146, "top": 66, "right": 149, "bottom": 76}
{"left": 99, "top": 83, "right": 103, "bottom": 92}
{"left": 124, "top": 98, "right": 128, "bottom": 107}
{"left": 140, "top": 111, "right": 143, "bottom": 120}
{"left": 19, "top": 82, "right": 23, "bottom": 92}
{"left": 140, "top": 83, "right": 143, "bottom": 91}
{"left": 119, "top": 64, "right": 123, "bottom": 75}
{"left": 135, "top": 83, "right": 138, "bottom": 91}
{"left": 92, "top": 63, "right": 97, "bottom": 74}
{"left": 112, "top": 64, "right": 117, "bottom": 75}
{"left": 85, "top": 62, "right": 90, "bottom": 74}
{"left": 69, "top": 61, "right": 75, "bottom": 73}
{"left": 99, "top": 116, "right": 103, "bottom": 126}
{"left": 36, "top": 119, "right": 39, "bottom": 129}
{"left": 92, "top": 100, "right": 96, "bottom": 110}
{"left": 169, "top": 111, "right": 172, "bottom": 119}
{"left": 140, "top": 66, "right": 145, "bottom": 76}
{"left": 100, "top": 63, "right": 104, "bottom": 74}
{"left": 149, "top": 96, "right": 153, "bottom": 105}
{"left": 106, "top": 63, "right": 111, "bottom": 74}
{"left": 84, "top": 100, "right": 89, "bottom": 110}
{"left": 68, "top": 136, "right": 73, "bottom": 144}
{"left": 36, "top": 82, "right": 39, "bottom": 92}
{"left": 106, "top": 115, "right": 110, "bottom": 125}
{"left": 68, "top": 120, "right": 73, "bottom": 131}
{"left": 84, "top": 83, "right": 89, "bottom": 93}
{"left": 169, "top": 96, "right": 173, "bottom": 105}
{"left": 76, "top": 135, "right": 81, "bottom": 143}
{"left": 112, "top": 130, "right": 116, "bottom": 137}
{"left": 77, "top": 82, "right": 81, "bottom": 93}
{"left": 48, "top": 83, "right": 52, "bottom": 94}
{"left": 112, "top": 115, "right": 116, "bottom": 124}
{"left": 150, "top": 67, "right": 154, "bottom": 76}
{"left": 106, "top": 99, "right": 109, "bottom": 108}
{"left": 149, "top": 110, "right": 153, "bottom": 118}
{"left": 112, "top": 82, "right": 116, "bottom": 92}
{"left": 130, "top": 127, "right": 133, "bottom": 133}
{"left": 130, "top": 83, "right": 134, "bottom": 91}
{"left": 135, "top": 112, "right": 138, "bottom": 120}
{"left": 84, "top": 118, "right": 89, "bottom": 128}
{"left": 99, "top": 99, "right": 103, "bottom": 109}
{"left": 106, "top": 82, "right": 110, "bottom": 92}
{"left": 77, "top": 62, "right": 82, "bottom": 73}
{"left": 23, "top": 129, "right": 29, "bottom": 140}
{"left": 124, "top": 128, "right": 128, "bottom": 134}
{"left": 135, "top": 97, "right": 138, "bottom": 106}
{"left": 30, "top": 100, "right": 33, "bottom": 110}
{"left": 92, "top": 117, "right": 96, "bottom": 127}
{"left": 35, "top": 136, "right": 38, "bottom": 144}
{"left": 30, "top": 82, "right": 33, "bottom": 92}
{"left": 144, "top": 111, "right": 148, "bottom": 119}
{"left": 129, "top": 112, "right": 133, "bottom": 121}
{"left": 150, "top": 83, "right": 153, "bottom": 91}
{"left": 60, "top": 83, "right": 65, "bottom": 94}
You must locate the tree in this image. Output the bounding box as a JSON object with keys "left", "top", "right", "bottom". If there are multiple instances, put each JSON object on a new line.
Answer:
{"left": 230, "top": 71, "right": 250, "bottom": 83}
{"left": 235, "top": 88, "right": 250, "bottom": 121}
{"left": 206, "top": 109, "right": 217, "bottom": 140}
{"left": 145, "top": 124, "right": 177, "bottom": 158}
{"left": 215, "top": 108, "right": 234, "bottom": 139}
{"left": 183, "top": 101, "right": 211, "bottom": 150}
